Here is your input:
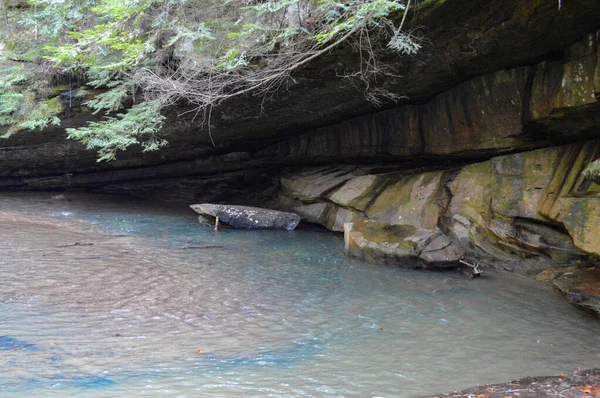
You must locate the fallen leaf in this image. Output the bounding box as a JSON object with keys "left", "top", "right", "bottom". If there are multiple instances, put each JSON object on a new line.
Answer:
{"left": 576, "top": 385, "right": 600, "bottom": 396}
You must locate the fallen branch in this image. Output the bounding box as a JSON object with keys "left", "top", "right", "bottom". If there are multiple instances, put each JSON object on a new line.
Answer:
{"left": 458, "top": 256, "right": 483, "bottom": 277}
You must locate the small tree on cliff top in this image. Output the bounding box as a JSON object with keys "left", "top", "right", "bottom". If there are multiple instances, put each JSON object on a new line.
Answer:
{"left": 0, "top": 0, "right": 419, "bottom": 160}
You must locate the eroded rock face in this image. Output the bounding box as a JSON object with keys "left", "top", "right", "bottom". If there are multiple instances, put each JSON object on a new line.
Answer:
{"left": 190, "top": 204, "right": 301, "bottom": 230}
{"left": 275, "top": 140, "right": 600, "bottom": 275}
{"left": 259, "top": 32, "right": 600, "bottom": 166}
{"left": 276, "top": 167, "right": 447, "bottom": 232}
{"left": 537, "top": 142, "right": 600, "bottom": 256}
{"left": 537, "top": 267, "right": 600, "bottom": 317}
{"left": 529, "top": 31, "right": 600, "bottom": 139}
{"left": 344, "top": 222, "right": 463, "bottom": 268}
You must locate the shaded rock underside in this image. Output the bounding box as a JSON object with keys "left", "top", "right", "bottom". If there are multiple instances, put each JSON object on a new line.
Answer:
{"left": 1, "top": 0, "right": 600, "bottom": 196}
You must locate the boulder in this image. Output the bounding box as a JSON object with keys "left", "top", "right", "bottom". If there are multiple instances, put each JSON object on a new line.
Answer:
{"left": 190, "top": 204, "right": 301, "bottom": 230}
{"left": 537, "top": 266, "right": 600, "bottom": 317}
{"left": 344, "top": 221, "right": 463, "bottom": 268}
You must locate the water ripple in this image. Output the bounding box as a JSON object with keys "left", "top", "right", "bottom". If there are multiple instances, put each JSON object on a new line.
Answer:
{"left": 0, "top": 192, "right": 599, "bottom": 397}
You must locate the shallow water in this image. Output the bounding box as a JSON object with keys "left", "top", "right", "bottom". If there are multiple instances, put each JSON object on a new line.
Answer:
{"left": 0, "top": 192, "right": 599, "bottom": 397}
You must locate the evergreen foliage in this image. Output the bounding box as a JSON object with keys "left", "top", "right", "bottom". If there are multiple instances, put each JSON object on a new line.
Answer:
{"left": 0, "top": 0, "right": 418, "bottom": 160}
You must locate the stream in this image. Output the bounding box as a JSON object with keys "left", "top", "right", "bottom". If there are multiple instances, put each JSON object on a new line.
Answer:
{"left": 1, "top": 192, "right": 599, "bottom": 397}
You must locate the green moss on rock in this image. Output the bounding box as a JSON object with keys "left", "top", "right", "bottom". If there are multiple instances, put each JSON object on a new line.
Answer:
{"left": 46, "top": 97, "right": 63, "bottom": 115}
{"left": 356, "top": 171, "right": 445, "bottom": 230}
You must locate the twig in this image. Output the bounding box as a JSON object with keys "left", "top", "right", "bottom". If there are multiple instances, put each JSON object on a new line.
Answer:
{"left": 458, "top": 256, "right": 483, "bottom": 275}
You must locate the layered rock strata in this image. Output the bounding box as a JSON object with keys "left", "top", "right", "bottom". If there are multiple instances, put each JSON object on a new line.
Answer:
{"left": 274, "top": 140, "right": 600, "bottom": 275}
{"left": 1, "top": 2, "right": 600, "bottom": 197}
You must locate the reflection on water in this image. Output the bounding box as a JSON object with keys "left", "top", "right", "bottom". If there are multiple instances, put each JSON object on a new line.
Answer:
{"left": 0, "top": 192, "right": 599, "bottom": 397}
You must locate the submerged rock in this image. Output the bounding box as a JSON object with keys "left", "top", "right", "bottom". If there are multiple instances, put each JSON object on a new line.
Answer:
{"left": 537, "top": 266, "right": 600, "bottom": 317}
{"left": 344, "top": 221, "right": 463, "bottom": 268}
{"left": 190, "top": 204, "right": 301, "bottom": 230}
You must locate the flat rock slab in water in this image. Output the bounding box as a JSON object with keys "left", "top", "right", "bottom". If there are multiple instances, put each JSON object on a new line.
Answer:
{"left": 190, "top": 204, "right": 301, "bottom": 230}
{"left": 417, "top": 368, "right": 600, "bottom": 397}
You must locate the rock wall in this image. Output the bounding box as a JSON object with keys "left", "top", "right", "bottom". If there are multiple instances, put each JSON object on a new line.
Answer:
{"left": 1, "top": 1, "right": 600, "bottom": 199}
{"left": 257, "top": 31, "right": 600, "bottom": 164}
{"left": 268, "top": 30, "right": 600, "bottom": 282}
{"left": 274, "top": 140, "right": 600, "bottom": 275}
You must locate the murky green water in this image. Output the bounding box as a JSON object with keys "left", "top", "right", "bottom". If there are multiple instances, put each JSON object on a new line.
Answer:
{"left": 1, "top": 192, "right": 599, "bottom": 397}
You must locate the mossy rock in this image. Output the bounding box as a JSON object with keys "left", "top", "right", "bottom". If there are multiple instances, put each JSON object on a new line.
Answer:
{"left": 352, "top": 171, "right": 445, "bottom": 230}
{"left": 491, "top": 147, "right": 560, "bottom": 220}
{"left": 344, "top": 221, "right": 462, "bottom": 268}
{"left": 557, "top": 197, "right": 600, "bottom": 256}
{"left": 46, "top": 97, "right": 63, "bottom": 115}
{"left": 326, "top": 174, "right": 378, "bottom": 208}
{"left": 422, "top": 68, "right": 527, "bottom": 155}
{"left": 448, "top": 161, "right": 492, "bottom": 227}
{"left": 534, "top": 141, "right": 600, "bottom": 256}
{"left": 47, "top": 85, "right": 72, "bottom": 99}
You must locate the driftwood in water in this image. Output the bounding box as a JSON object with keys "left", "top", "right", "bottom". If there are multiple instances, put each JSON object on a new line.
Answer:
{"left": 458, "top": 255, "right": 483, "bottom": 278}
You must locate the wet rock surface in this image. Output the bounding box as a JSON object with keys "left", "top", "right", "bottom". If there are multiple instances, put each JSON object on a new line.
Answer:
{"left": 417, "top": 368, "right": 600, "bottom": 398}
{"left": 344, "top": 222, "right": 462, "bottom": 268}
{"left": 537, "top": 266, "right": 600, "bottom": 317}
{"left": 190, "top": 204, "right": 301, "bottom": 230}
